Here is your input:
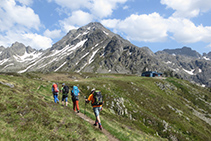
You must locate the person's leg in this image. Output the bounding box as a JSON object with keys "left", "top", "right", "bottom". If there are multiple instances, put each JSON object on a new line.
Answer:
{"left": 76, "top": 100, "right": 80, "bottom": 112}
{"left": 73, "top": 101, "right": 76, "bottom": 111}
{"left": 61, "top": 95, "right": 64, "bottom": 106}
{"left": 97, "top": 107, "right": 102, "bottom": 130}
{"left": 56, "top": 94, "right": 59, "bottom": 103}
{"left": 96, "top": 115, "right": 101, "bottom": 124}
{"left": 65, "top": 97, "right": 68, "bottom": 106}
{"left": 93, "top": 107, "right": 102, "bottom": 129}
{"left": 53, "top": 94, "right": 57, "bottom": 103}
{"left": 93, "top": 107, "right": 98, "bottom": 125}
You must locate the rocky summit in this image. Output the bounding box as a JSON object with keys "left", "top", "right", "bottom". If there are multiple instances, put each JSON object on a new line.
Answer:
{"left": 0, "top": 22, "right": 211, "bottom": 87}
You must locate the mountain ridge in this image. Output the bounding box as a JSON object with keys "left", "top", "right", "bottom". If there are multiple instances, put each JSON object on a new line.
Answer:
{"left": 0, "top": 22, "right": 211, "bottom": 87}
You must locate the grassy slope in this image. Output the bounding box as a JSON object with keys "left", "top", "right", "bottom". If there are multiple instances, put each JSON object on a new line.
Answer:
{"left": 0, "top": 72, "right": 211, "bottom": 141}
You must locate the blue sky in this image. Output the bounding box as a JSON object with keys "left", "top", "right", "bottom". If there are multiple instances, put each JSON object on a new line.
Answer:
{"left": 1, "top": 0, "right": 211, "bottom": 54}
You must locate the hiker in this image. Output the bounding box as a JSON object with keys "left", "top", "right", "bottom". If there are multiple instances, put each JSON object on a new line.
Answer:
{"left": 85, "top": 89, "right": 104, "bottom": 130}
{"left": 52, "top": 83, "right": 59, "bottom": 103}
{"left": 61, "top": 83, "right": 69, "bottom": 106}
{"left": 71, "top": 86, "right": 80, "bottom": 113}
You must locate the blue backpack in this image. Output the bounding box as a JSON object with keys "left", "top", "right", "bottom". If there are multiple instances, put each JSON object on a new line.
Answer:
{"left": 72, "top": 86, "right": 79, "bottom": 97}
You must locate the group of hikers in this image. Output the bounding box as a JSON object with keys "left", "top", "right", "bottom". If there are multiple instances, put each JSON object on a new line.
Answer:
{"left": 52, "top": 83, "right": 104, "bottom": 130}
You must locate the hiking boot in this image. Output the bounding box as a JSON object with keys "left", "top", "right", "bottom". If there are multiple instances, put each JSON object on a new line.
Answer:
{"left": 77, "top": 110, "right": 80, "bottom": 113}
{"left": 93, "top": 122, "right": 98, "bottom": 126}
{"left": 99, "top": 125, "right": 103, "bottom": 130}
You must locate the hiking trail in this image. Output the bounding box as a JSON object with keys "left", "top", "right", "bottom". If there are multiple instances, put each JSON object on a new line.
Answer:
{"left": 76, "top": 112, "right": 119, "bottom": 141}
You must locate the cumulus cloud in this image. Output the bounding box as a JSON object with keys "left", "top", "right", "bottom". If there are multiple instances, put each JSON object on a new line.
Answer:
{"left": 101, "top": 19, "right": 120, "bottom": 28}
{"left": 44, "top": 29, "right": 62, "bottom": 39}
{"left": 0, "top": 0, "right": 40, "bottom": 31}
{"left": 0, "top": 31, "right": 52, "bottom": 49}
{"left": 53, "top": 0, "right": 88, "bottom": 10}
{"left": 22, "top": 33, "right": 53, "bottom": 49}
{"left": 0, "top": 0, "right": 51, "bottom": 50}
{"left": 103, "top": 13, "right": 168, "bottom": 42}
{"left": 167, "top": 17, "right": 211, "bottom": 43}
{"left": 16, "top": 0, "right": 33, "bottom": 6}
{"left": 102, "top": 12, "right": 211, "bottom": 45}
{"left": 59, "top": 10, "right": 93, "bottom": 32}
{"left": 90, "top": 0, "right": 127, "bottom": 18}
{"left": 161, "top": 0, "right": 211, "bottom": 18}
{"left": 49, "top": 0, "right": 128, "bottom": 19}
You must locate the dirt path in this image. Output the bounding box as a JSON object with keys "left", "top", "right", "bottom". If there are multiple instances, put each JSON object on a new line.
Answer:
{"left": 77, "top": 112, "right": 119, "bottom": 141}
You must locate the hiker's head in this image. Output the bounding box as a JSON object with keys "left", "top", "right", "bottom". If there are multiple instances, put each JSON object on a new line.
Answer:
{"left": 91, "top": 88, "right": 95, "bottom": 94}
{"left": 62, "top": 83, "right": 65, "bottom": 86}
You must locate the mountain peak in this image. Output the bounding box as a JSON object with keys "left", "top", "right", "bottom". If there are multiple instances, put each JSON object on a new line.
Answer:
{"left": 11, "top": 41, "right": 25, "bottom": 47}
{"left": 163, "top": 46, "right": 201, "bottom": 58}
{"left": 86, "top": 22, "right": 104, "bottom": 27}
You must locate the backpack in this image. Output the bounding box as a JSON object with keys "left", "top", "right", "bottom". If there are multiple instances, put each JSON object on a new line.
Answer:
{"left": 92, "top": 90, "right": 103, "bottom": 106}
{"left": 72, "top": 86, "right": 79, "bottom": 96}
{"left": 53, "top": 84, "right": 59, "bottom": 93}
{"left": 63, "top": 85, "right": 69, "bottom": 95}
{"left": 71, "top": 86, "right": 79, "bottom": 100}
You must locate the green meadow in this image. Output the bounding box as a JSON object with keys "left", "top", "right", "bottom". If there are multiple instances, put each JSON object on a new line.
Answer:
{"left": 0, "top": 72, "right": 210, "bottom": 141}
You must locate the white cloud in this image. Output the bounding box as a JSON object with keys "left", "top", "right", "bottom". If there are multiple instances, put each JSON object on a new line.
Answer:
{"left": 51, "top": 0, "right": 89, "bottom": 10}
{"left": 123, "top": 5, "right": 129, "bottom": 10}
{"left": 22, "top": 33, "right": 52, "bottom": 50}
{"left": 44, "top": 29, "right": 62, "bottom": 39}
{"left": 206, "top": 43, "right": 211, "bottom": 48}
{"left": 102, "top": 12, "right": 211, "bottom": 45}
{"left": 0, "top": 31, "right": 52, "bottom": 50}
{"left": 16, "top": 0, "right": 33, "bottom": 6}
{"left": 103, "top": 13, "right": 168, "bottom": 42}
{"left": 161, "top": 0, "right": 211, "bottom": 18}
{"left": 167, "top": 17, "right": 211, "bottom": 43}
{"left": 49, "top": 0, "right": 128, "bottom": 19}
{"left": 90, "top": 0, "right": 127, "bottom": 18}
{"left": 0, "top": 0, "right": 40, "bottom": 31}
{"left": 0, "top": 0, "right": 52, "bottom": 50}
{"left": 59, "top": 10, "right": 93, "bottom": 32}
{"left": 101, "top": 19, "right": 120, "bottom": 28}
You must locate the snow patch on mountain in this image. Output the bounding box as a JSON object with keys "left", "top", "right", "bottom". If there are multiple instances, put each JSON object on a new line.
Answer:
{"left": 18, "top": 64, "right": 33, "bottom": 73}
{"left": 203, "top": 56, "right": 210, "bottom": 60}
{"left": 3, "top": 63, "right": 14, "bottom": 69}
{"left": 183, "top": 69, "right": 195, "bottom": 75}
{"left": 0, "top": 58, "right": 9, "bottom": 65}
{"left": 13, "top": 51, "right": 42, "bottom": 63}
{"left": 76, "top": 52, "right": 89, "bottom": 65}
{"left": 165, "top": 61, "right": 172, "bottom": 64}
{"left": 83, "top": 31, "right": 89, "bottom": 35}
{"left": 103, "top": 31, "right": 109, "bottom": 35}
{"left": 73, "top": 34, "right": 81, "bottom": 40}
{"left": 51, "top": 39, "right": 88, "bottom": 58}
{"left": 38, "top": 58, "right": 58, "bottom": 69}
{"left": 77, "top": 63, "right": 88, "bottom": 73}
{"left": 89, "top": 48, "right": 100, "bottom": 64}
{"left": 54, "top": 61, "right": 67, "bottom": 72}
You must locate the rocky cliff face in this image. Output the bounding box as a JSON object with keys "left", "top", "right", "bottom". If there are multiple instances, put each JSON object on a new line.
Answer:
{"left": 163, "top": 47, "right": 202, "bottom": 58}
{"left": 156, "top": 48, "right": 211, "bottom": 87}
{"left": 0, "top": 22, "right": 211, "bottom": 87}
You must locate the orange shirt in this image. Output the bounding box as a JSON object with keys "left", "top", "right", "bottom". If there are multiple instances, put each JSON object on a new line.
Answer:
{"left": 88, "top": 94, "right": 103, "bottom": 108}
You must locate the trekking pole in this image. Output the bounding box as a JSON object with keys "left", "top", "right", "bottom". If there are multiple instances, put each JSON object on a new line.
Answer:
{"left": 84, "top": 96, "right": 87, "bottom": 115}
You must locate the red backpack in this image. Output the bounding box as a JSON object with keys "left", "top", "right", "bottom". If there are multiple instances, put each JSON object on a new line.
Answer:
{"left": 53, "top": 84, "right": 59, "bottom": 92}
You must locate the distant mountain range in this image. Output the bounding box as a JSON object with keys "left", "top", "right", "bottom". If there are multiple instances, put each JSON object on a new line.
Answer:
{"left": 1, "top": 22, "right": 211, "bottom": 87}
